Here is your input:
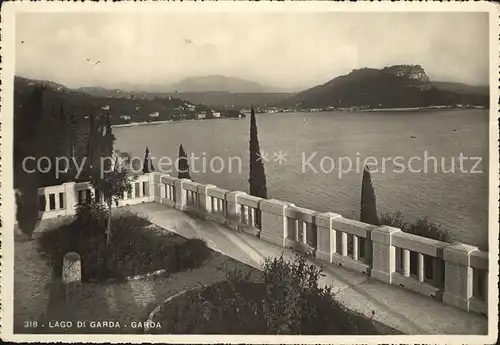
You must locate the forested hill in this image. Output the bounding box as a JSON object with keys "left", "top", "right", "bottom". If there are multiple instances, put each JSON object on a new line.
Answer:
{"left": 281, "top": 65, "right": 489, "bottom": 109}
{"left": 15, "top": 76, "right": 210, "bottom": 125}
{"left": 13, "top": 76, "right": 211, "bottom": 188}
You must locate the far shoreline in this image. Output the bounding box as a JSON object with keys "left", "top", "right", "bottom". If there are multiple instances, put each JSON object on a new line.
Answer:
{"left": 112, "top": 106, "right": 487, "bottom": 128}
{"left": 358, "top": 106, "right": 486, "bottom": 112}
{"left": 112, "top": 117, "right": 243, "bottom": 129}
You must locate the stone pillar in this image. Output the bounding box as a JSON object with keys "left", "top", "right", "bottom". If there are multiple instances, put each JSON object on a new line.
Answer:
{"left": 225, "top": 191, "right": 246, "bottom": 230}
{"left": 417, "top": 253, "right": 425, "bottom": 282}
{"left": 63, "top": 182, "right": 77, "bottom": 216}
{"left": 218, "top": 199, "right": 225, "bottom": 216}
{"left": 260, "top": 199, "right": 291, "bottom": 247}
{"left": 314, "top": 212, "right": 341, "bottom": 263}
{"left": 152, "top": 173, "right": 162, "bottom": 203}
{"left": 211, "top": 197, "right": 216, "bottom": 213}
{"left": 250, "top": 208, "right": 256, "bottom": 227}
{"left": 443, "top": 242, "right": 478, "bottom": 311}
{"left": 341, "top": 232, "right": 348, "bottom": 257}
{"left": 294, "top": 220, "right": 300, "bottom": 241}
{"left": 371, "top": 225, "right": 402, "bottom": 284}
{"left": 130, "top": 183, "right": 135, "bottom": 200}
{"left": 197, "top": 184, "right": 216, "bottom": 219}
{"left": 242, "top": 205, "right": 249, "bottom": 224}
{"left": 62, "top": 252, "right": 81, "bottom": 301}
{"left": 300, "top": 221, "right": 307, "bottom": 244}
{"left": 174, "top": 179, "right": 188, "bottom": 211}
{"left": 403, "top": 249, "right": 411, "bottom": 277}
{"left": 149, "top": 172, "right": 157, "bottom": 202}
{"left": 352, "top": 236, "right": 359, "bottom": 261}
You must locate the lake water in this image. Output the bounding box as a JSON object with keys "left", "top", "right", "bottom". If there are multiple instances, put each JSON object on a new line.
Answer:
{"left": 114, "top": 110, "right": 490, "bottom": 249}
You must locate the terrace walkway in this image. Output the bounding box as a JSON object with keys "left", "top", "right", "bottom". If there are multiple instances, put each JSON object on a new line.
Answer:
{"left": 129, "top": 202, "right": 488, "bottom": 335}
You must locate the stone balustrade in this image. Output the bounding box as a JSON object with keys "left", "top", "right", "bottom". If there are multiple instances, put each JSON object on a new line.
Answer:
{"left": 37, "top": 173, "right": 155, "bottom": 219}
{"left": 36, "top": 171, "right": 489, "bottom": 315}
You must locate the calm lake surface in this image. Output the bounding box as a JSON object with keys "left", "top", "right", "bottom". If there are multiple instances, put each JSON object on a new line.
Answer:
{"left": 115, "top": 110, "right": 490, "bottom": 249}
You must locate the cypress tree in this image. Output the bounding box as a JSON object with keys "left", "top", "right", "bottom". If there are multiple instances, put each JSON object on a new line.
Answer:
{"left": 103, "top": 113, "right": 115, "bottom": 157}
{"left": 143, "top": 146, "right": 155, "bottom": 173}
{"left": 360, "top": 165, "right": 379, "bottom": 225}
{"left": 248, "top": 105, "right": 267, "bottom": 198}
{"left": 15, "top": 86, "right": 45, "bottom": 240}
{"left": 68, "top": 109, "right": 78, "bottom": 159}
{"left": 177, "top": 143, "right": 191, "bottom": 180}
{"left": 86, "top": 110, "right": 96, "bottom": 171}
{"left": 58, "top": 101, "right": 70, "bottom": 177}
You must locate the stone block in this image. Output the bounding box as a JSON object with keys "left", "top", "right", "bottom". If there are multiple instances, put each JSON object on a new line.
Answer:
{"left": 62, "top": 252, "right": 81, "bottom": 302}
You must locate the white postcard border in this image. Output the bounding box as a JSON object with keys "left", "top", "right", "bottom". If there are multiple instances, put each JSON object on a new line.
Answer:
{"left": 1, "top": 1, "right": 498, "bottom": 343}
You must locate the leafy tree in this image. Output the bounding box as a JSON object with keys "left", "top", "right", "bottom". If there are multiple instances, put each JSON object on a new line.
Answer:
{"left": 90, "top": 159, "right": 132, "bottom": 246}
{"left": 177, "top": 143, "right": 191, "bottom": 180}
{"left": 360, "top": 165, "right": 379, "bottom": 225}
{"left": 143, "top": 146, "right": 155, "bottom": 173}
{"left": 89, "top": 116, "right": 132, "bottom": 246}
{"left": 248, "top": 105, "right": 268, "bottom": 199}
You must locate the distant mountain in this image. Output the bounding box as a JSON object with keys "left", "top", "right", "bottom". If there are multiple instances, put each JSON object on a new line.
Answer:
{"left": 167, "top": 75, "right": 282, "bottom": 93}
{"left": 16, "top": 76, "right": 70, "bottom": 92}
{"left": 432, "top": 81, "right": 489, "bottom": 96}
{"left": 77, "top": 84, "right": 293, "bottom": 109}
{"left": 281, "top": 65, "right": 489, "bottom": 109}
{"left": 158, "top": 92, "right": 293, "bottom": 108}
{"left": 76, "top": 75, "right": 292, "bottom": 107}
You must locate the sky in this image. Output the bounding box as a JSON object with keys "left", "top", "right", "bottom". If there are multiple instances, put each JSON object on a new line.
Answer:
{"left": 16, "top": 11, "right": 489, "bottom": 90}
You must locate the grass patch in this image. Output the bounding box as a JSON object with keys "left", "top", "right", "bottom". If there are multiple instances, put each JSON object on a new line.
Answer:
{"left": 38, "top": 209, "right": 211, "bottom": 282}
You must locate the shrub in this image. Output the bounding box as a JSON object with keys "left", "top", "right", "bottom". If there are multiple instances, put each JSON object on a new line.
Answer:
{"left": 379, "top": 212, "right": 449, "bottom": 242}
{"left": 38, "top": 208, "right": 211, "bottom": 281}
{"left": 75, "top": 199, "right": 108, "bottom": 236}
{"left": 379, "top": 211, "right": 407, "bottom": 231}
{"left": 168, "top": 290, "right": 209, "bottom": 333}
{"left": 261, "top": 253, "right": 354, "bottom": 334}
{"left": 15, "top": 183, "right": 40, "bottom": 240}
{"left": 175, "top": 238, "right": 211, "bottom": 270}
{"left": 407, "top": 216, "right": 449, "bottom": 242}
{"left": 155, "top": 253, "right": 394, "bottom": 335}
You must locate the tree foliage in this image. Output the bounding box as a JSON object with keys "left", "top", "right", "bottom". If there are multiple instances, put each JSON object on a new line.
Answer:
{"left": 158, "top": 253, "right": 389, "bottom": 335}
{"left": 177, "top": 143, "right": 192, "bottom": 180}
{"left": 14, "top": 85, "right": 46, "bottom": 239}
{"left": 379, "top": 212, "right": 449, "bottom": 242}
{"left": 360, "top": 165, "right": 379, "bottom": 226}
{"left": 88, "top": 112, "right": 132, "bottom": 246}
{"left": 248, "top": 105, "right": 267, "bottom": 198}
{"left": 143, "top": 146, "right": 155, "bottom": 173}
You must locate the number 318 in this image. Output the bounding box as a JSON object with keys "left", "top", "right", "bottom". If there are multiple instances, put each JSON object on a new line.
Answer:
{"left": 24, "top": 321, "right": 38, "bottom": 328}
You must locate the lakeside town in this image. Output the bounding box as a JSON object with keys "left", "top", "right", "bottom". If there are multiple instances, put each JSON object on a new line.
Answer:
{"left": 112, "top": 102, "right": 488, "bottom": 127}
